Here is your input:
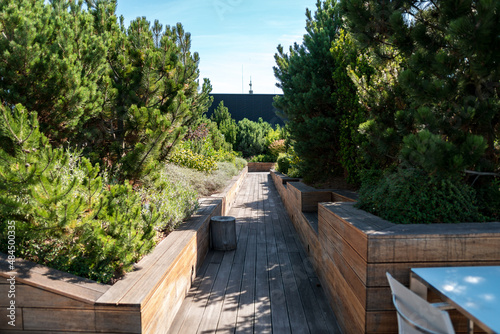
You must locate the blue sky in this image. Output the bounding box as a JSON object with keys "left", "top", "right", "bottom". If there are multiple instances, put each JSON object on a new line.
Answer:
{"left": 115, "top": 0, "right": 318, "bottom": 94}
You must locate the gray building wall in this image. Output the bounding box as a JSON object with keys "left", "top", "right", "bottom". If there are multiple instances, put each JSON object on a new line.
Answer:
{"left": 206, "top": 93, "right": 286, "bottom": 126}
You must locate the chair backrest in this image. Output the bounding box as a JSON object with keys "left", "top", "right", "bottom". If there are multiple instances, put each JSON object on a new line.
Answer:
{"left": 386, "top": 272, "right": 455, "bottom": 334}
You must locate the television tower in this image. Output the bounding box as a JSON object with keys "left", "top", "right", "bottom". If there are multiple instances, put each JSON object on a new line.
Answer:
{"left": 249, "top": 77, "right": 254, "bottom": 94}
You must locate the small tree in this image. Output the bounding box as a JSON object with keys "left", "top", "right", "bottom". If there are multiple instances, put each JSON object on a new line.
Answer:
{"left": 274, "top": 0, "right": 371, "bottom": 183}
{"left": 235, "top": 118, "right": 271, "bottom": 158}
{"left": 84, "top": 6, "right": 213, "bottom": 178}
{"left": 341, "top": 0, "right": 499, "bottom": 177}
{"left": 0, "top": 103, "right": 158, "bottom": 282}
{"left": 341, "top": 0, "right": 500, "bottom": 221}
{"left": 210, "top": 101, "right": 237, "bottom": 146}
{"left": 0, "top": 0, "right": 108, "bottom": 143}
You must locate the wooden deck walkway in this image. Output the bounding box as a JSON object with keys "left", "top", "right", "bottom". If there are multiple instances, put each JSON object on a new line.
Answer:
{"left": 169, "top": 172, "right": 341, "bottom": 334}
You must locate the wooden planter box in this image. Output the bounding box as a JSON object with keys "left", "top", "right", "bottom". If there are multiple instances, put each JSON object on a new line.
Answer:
{"left": 270, "top": 170, "right": 500, "bottom": 334}
{"left": 0, "top": 167, "right": 248, "bottom": 334}
{"left": 247, "top": 162, "right": 276, "bottom": 172}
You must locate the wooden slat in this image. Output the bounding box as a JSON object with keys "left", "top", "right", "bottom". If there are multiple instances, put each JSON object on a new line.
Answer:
{"left": 288, "top": 251, "right": 331, "bottom": 333}
{"left": 196, "top": 250, "right": 235, "bottom": 333}
{"left": 277, "top": 251, "right": 309, "bottom": 334}
{"left": 267, "top": 230, "right": 292, "bottom": 334}
{"left": 175, "top": 262, "right": 220, "bottom": 333}
{"left": 320, "top": 253, "right": 365, "bottom": 334}
{"left": 23, "top": 308, "right": 96, "bottom": 331}
{"left": 168, "top": 172, "right": 339, "bottom": 334}
{"left": 308, "top": 276, "right": 342, "bottom": 333}
{"left": 368, "top": 233, "right": 500, "bottom": 263}
{"left": 0, "top": 284, "right": 91, "bottom": 309}
{"left": 235, "top": 228, "right": 257, "bottom": 333}
{"left": 95, "top": 309, "right": 142, "bottom": 333}
{"left": 0, "top": 254, "right": 108, "bottom": 305}
{"left": 287, "top": 182, "right": 332, "bottom": 212}
{"left": 254, "top": 237, "right": 272, "bottom": 334}
{"left": 319, "top": 226, "right": 367, "bottom": 303}
{"left": 0, "top": 306, "right": 23, "bottom": 330}
{"left": 167, "top": 251, "right": 216, "bottom": 333}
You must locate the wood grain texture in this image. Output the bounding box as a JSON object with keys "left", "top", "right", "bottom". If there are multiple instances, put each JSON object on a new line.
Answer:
{"left": 0, "top": 254, "right": 109, "bottom": 304}
{"left": 247, "top": 162, "right": 276, "bottom": 172}
{"left": 287, "top": 182, "right": 332, "bottom": 213}
{"left": 270, "top": 170, "right": 500, "bottom": 334}
{"left": 170, "top": 172, "right": 340, "bottom": 334}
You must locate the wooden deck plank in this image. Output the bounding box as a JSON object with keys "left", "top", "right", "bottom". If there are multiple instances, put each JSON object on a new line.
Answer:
{"left": 171, "top": 263, "right": 220, "bottom": 334}
{"left": 235, "top": 228, "right": 257, "bottom": 334}
{"left": 168, "top": 172, "right": 339, "bottom": 334}
{"left": 215, "top": 251, "right": 246, "bottom": 334}
{"left": 277, "top": 250, "right": 309, "bottom": 334}
{"left": 289, "top": 251, "right": 336, "bottom": 333}
{"left": 196, "top": 250, "right": 236, "bottom": 333}
{"left": 215, "top": 186, "right": 252, "bottom": 334}
{"left": 267, "top": 230, "right": 292, "bottom": 334}
{"left": 254, "top": 239, "right": 272, "bottom": 334}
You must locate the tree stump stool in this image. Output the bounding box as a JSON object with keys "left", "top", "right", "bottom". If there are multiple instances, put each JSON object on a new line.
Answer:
{"left": 210, "top": 216, "right": 237, "bottom": 251}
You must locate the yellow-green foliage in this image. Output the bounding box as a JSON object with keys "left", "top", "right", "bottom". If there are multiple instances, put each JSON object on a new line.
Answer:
{"left": 268, "top": 139, "right": 286, "bottom": 158}
{"left": 169, "top": 147, "right": 218, "bottom": 173}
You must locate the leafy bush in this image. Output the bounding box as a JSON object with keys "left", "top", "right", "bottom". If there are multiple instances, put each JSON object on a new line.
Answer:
{"left": 140, "top": 169, "right": 199, "bottom": 233}
{"left": 235, "top": 118, "right": 272, "bottom": 157}
{"left": 276, "top": 149, "right": 302, "bottom": 177}
{"left": 168, "top": 147, "right": 218, "bottom": 173}
{"left": 210, "top": 101, "right": 238, "bottom": 146}
{"left": 233, "top": 157, "right": 248, "bottom": 171}
{"left": 268, "top": 139, "right": 286, "bottom": 159}
{"left": 357, "top": 168, "right": 487, "bottom": 224}
{"left": 277, "top": 153, "right": 293, "bottom": 174}
{"left": 249, "top": 154, "right": 277, "bottom": 163}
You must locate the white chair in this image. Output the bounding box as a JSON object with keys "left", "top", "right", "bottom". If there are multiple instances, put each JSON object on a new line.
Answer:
{"left": 386, "top": 272, "right": 455, "bottom": 334}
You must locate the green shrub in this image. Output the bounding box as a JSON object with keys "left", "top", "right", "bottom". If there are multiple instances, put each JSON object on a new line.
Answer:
{"left": 235, "top": 118, "right": 271, "bottom": 157}
{"left": 161, "top": 162, "right": 244, "bottom": 196}
{"left": 249, "top": 153, "right": 277, "bottom": 163}
{"left": 287, "top": 166, "right": 303, "bottom": 178}
{"left": 168, "top": 147, "right": 218, "bottom": 173}
{"left": 234, "top": 157, "right": 248, "bottom": 171}
{"left": 276, "top": 146, "right": 303, "bottom": 177}
{"left": 140, "top": 169, "right": 199, "bottom": 233}
{"left": 277, "top": 153, "right": 292, "bottom": 174}
{"left": 268, "top": 139, "right": 286, "bottom": 159}
{"left": 357, "top": 168, "right": 487, "bottom": 224}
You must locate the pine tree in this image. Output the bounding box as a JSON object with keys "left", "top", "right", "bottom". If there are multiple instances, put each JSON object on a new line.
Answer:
{"left": 0, "top": 103, "right": 88, "bottom": 259}
{"left": 274, "top": 0, "right": 370, "bottom": 183}
{"left": 0, "top": 102, "right": 157, "bottom": 282}
{"left": 85, "top": 7, "right": 212, "bottom": 178}
{"left": 341, "top": 0, "right": 500, "bottom": 177}
{"left": 0, "top": 0, "right": 109, "bottom": 143}
{"left": 235, "top": 118, "right": 271, "bottom": 158}
{"left": 341, "top": 0, "right": 500, "bottom": 221}
{"left": 210, "top": 101, "right": 238, "bottom": 146}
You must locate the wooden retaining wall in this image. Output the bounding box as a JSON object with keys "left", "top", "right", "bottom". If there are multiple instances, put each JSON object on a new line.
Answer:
{"left": 247, "top": 162, "right": 276, "bottom": 172}
{"left": 270, "top": 170, "right": 500, "bottom": 334}
{"left": 0, "top": 166, "right": 248, "bottom": 333}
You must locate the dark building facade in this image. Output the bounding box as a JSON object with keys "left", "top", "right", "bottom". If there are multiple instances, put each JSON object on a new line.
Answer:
{"left": 206, "top": 93, "right": 285, "bottom": 126}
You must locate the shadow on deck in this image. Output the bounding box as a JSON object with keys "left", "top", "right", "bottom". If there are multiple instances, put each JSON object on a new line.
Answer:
{"left": 169, "top": 172, "right": 342, "bottom": 334}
